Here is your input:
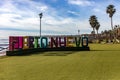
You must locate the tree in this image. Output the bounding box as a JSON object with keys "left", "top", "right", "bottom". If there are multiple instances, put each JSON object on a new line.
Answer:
{"left": 89, "top": 15, "right": 97, "bottom": 34}
{"left": 114, "top": 25, "right": 120, "bottom": 39}
{"left": 106, "top": 4, "right": 116, "bottom": 30}
{"left": 108, "top": 30, "right": 113, "bottom": 41}
{"left": 95, "top": 21, "right": 100, "bottom": 39}
{"left": 104, "top": 30, "right": 109, "bottom": 42}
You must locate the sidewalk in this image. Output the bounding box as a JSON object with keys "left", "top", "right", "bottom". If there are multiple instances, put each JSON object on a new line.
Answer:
{"left": 0, "top": 51, "right": 6, "bottom": 56}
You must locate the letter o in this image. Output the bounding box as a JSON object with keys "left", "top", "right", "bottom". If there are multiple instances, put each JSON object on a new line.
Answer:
{"left": 82, "top": 37, "right": 88, "bottom": 47}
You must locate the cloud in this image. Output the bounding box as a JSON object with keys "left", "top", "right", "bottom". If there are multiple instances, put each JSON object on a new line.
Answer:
{"left": 92, "top": 8, "right": 106, "bottom": 15}
{"left": 1, "top": 0, "right": 120, "bottom": 39}
{"left": 0, "top": 30, "right": 38, "bottom": 39}
{"left": 67, "top": 10, "right": 80, "bottom": 16}
{"left": 68, "top": 0, "right": 94, "bottom": 6}
{"left": 0, "top": 0, "right": 46, "bottom": 30}
{"left": 38, "top": 6, "right": 48, "bottom": 12}
{"left": 0, "top": 0, "right": 90, "bottom": 36}
{"left": 93, "top": 8, "right": 101, "bottom": 13}
{"left": 0, "top": 13, "right": 39, "bottom": 30}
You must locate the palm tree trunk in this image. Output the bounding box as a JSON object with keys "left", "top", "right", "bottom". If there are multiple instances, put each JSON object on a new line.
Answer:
{"left": 111, "top": 17, "right": 113, "bottom": 30}
{"left": 93, "top": 28, "right": 95, "bottom": 39}
{"left": 97, "top": 30, "right": 98, "bottom": 39}
{"left": 93, "top": 28, "right": 94, "bottom": 33}
{"left": 96, "top": 30, "right": 99, "bottom": 43}
{"left": 111, "top": 17, "right": 116, "bottom": 43}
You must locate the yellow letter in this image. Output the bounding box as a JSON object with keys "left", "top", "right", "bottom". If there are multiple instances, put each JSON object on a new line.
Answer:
{"left": 66, "top": 37, "right": 74, "bottom": 47}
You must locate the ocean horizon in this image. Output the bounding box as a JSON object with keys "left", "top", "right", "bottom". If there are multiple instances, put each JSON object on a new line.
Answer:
{"left": 0, "top": 39, "right": 9, "bottom": 52}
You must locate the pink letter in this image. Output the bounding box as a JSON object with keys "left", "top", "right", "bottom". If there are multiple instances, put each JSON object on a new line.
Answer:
{"left": 51, "top": 37, "right": 58, "bottom": 48}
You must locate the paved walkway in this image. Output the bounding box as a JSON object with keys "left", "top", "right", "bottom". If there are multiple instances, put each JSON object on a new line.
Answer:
{"left": 0, "top": 51, "right": 6, "bottom": 56}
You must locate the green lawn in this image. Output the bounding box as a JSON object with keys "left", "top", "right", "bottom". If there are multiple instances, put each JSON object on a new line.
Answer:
{"left": 0, "top": 44, "right": 120, "bottom": 80}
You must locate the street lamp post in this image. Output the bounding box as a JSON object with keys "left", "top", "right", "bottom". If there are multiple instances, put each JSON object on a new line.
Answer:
{"left": 78, "top": 29, "right": 80, "bottom": 35}
{"left": 39, "top": 13, "right": 43, "bottom": 37}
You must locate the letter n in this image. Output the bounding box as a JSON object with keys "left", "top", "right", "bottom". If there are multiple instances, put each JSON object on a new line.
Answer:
{"left": 51, "top": 37, "right": 58, "bottom": 48}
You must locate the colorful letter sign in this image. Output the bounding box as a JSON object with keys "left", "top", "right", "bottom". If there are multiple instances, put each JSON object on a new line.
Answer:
{"left": 9, "top": 36, "right": 89, "bottom": 51}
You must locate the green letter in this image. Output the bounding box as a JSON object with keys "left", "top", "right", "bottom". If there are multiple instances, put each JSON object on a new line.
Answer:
{"left": 75, "top": 37, "right": 81, "bottom": 47}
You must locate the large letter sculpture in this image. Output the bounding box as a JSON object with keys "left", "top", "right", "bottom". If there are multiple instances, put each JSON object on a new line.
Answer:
{"left": 59, "top": 37, "right": 66, "bottom": 47}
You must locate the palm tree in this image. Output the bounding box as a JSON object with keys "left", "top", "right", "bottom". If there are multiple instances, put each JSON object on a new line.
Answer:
{"left": 104, "top": 30, "right": 109, "bottom": 42}
{"left": 95, "top": 21, "right": 100, "bottom": 39}
{"left": 89, "top": 15, "right": 97, "bottom": 34}
{"left": 106, "top": 4, "right": 116, "bottom": 30}
{"left": 108, "top": 30, "right": 113, "bottom": 41}
{"left": 106, "top": 5, "right": 116, "bottom": 42}
{"left": 114, "top": 25, "right": 120, "bottom": 39}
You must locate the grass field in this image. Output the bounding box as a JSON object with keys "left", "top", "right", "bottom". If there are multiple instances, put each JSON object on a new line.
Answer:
{"left": 0, "top": 44, "right": 120, "bottom": 80}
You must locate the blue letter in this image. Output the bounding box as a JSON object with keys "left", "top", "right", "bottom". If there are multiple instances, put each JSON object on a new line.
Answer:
{"left": 40, "top": 37, "right": 48, "bottom": 48}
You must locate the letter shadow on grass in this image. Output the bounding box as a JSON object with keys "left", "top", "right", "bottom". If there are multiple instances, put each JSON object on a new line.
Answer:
{"left": 35, "top": 51, "right": 78, "bottom": 56}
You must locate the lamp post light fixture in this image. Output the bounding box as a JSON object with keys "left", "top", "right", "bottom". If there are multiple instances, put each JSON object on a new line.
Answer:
{"left": 39, "top": 13, "right": 43, "bottom": 37}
